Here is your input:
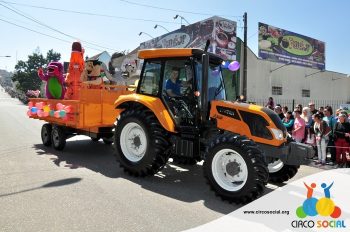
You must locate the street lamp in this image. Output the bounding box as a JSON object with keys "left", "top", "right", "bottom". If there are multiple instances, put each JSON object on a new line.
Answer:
{"left": 173, "top": 14, "right": 190, "bottom": 26}
{"left": 138, "top": 32, "right": 154, "bottom": 39}
{"left": 270, "top": 61, "right": 291, "bottom": 73}
{"left": 305, "top": 69, "right": 325, "bottom": 78}
{"left": 154, "top": 24, "right": 170, "bottom": 32}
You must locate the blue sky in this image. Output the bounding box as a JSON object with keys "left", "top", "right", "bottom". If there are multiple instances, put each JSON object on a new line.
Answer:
{"left": 0, "top": 0, "right": 349, "bottom": 74}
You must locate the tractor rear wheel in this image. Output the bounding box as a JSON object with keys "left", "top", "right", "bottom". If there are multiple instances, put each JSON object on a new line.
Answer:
{"left": 114, "top": 108, "right": 170, "bottom": 176}
{"left": 204, "top": 133, "right": 268, "bottom": 204}
{"left": 268, "top": 159, "right": 299, "bottom": 183}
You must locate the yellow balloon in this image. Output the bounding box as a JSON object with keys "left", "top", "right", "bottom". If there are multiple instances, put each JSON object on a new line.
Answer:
{"left": 316, "top": 197, "right": 335, "bottom": 216}
{"left": 43, "top": 105, "right": 50, "bottom": 113}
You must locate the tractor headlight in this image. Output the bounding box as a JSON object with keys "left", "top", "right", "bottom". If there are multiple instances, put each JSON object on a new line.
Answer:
{"left": 270, "top": 128, "right": 284, "bottom": 140}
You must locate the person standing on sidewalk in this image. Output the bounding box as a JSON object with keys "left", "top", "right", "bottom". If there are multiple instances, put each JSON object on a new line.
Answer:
{"left": 292, "top": 109, "right": 306, "bottom": 143}
{"left": 323, "top": 106, "right": 337, "bottom": 165}
{"left": 314, "top": 113, "right": 330, "bottom": 165}
{"left": 333, "top": 113, "right": 350, "bottom": 168}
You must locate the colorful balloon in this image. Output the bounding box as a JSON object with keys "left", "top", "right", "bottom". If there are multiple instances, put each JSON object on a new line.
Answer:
{"left": 49, "top": 110, "right": 55, "bottom": 117}
{"left": 43, "top": 111, "right": 49, "bottom": 117}
{"left": 35, "top": 102, "right": 44, "bottom": 110}
{"left": 54, "top": 111, "right": 60, "bottom": 118}
{"left": 56, "top": 103, "right": 65, "bottom": 110}
{"left": 59, "top": 110, "right": 66, "bottom": 118}
{"left": 37, "top": 109, "right": 44, "bottom": 117}
{"left": 64, "top": 105, "right": 73, "bottom": 113}
{"left": 43, "top": 105, "right": 50, "bottom": 113}
{"left": 228, "top": 61, "right": 240, "bottom": 71}
{"left": 27, "top": 110, "right": 32, "bottom": 117}
{"left": 221, "top": 61, "right": 229, "bottom": 69}
{"left": 31, "top": 107, "right": 38, "bottom": 114}
{"left": 28, "top": 101, "right": 34, "bottom": 108}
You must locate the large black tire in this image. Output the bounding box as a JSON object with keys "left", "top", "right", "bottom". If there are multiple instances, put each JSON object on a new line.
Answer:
{"left": 114, "top": 107, "right": 170, "bottom": 176}
{"left": 102, "top": 137, "right": 113, "bottom": 145}
{"left": 51, "top": 125, "right": 66, "bottom": 151}
{"left": 268, "top": 160, "right": 299, "bottom": 183}
{"left": 91, "top": 137, "right": 100, "bottom": 142}
{"left": 41, "top": 123, "right": 52, "bottom": 146}
{"left": 204, "top": 133, "right": 268, "bottom": 204}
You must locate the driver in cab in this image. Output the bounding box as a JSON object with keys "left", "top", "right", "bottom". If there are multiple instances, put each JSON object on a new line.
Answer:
{"left": 165, "top": 67, "right": 191, "bottom": 97}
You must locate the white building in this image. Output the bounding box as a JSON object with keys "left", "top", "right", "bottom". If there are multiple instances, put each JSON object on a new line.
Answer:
{"left": 235, "top": 40, "right": 350, "bottom": 110}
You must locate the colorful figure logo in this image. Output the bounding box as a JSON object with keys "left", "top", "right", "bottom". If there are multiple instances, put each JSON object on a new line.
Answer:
{"left": 296, "top": 182, "right": 341, "bottom": 219}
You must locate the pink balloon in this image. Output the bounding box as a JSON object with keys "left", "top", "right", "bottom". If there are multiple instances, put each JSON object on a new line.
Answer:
{"left": 228, "top": 61, "right": 240, "bottom": 71}
{"left": 27, "top": 110, "right": 32, "bottom": 116}
{"left": 35, "top": 102, "right": 44, "bottom": 110}
{"left": 43, "top": 111, "right": 49, "bottom": 117}
{"left": 54, "top": 111, "right": 60, "bottom": 118}
{"left": 56, "top": 103, "right": 65, "bottom": 110}
{"left": 28, "top": 101, "right": 34, "bottom": 108}
{"left": 64, "top": 105, "right": 73, "bottom": 113}
{"left": 37, "top": 109, "right": 44, "bottom": 117}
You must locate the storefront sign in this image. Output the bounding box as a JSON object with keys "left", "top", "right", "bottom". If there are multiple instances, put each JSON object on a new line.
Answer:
{"left": 140, "top": 16, "right": 237, "bottom": 60}
{"left": 258, "top": 22, "right": 325, "bottom": 70}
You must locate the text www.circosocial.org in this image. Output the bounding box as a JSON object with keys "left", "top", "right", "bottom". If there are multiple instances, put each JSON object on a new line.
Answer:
{"left": 243, "top": 210, "right": 290, "bottom": 215}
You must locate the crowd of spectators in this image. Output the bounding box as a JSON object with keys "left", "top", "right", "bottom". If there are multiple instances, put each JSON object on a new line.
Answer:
{"left": 266, "top": 97, "right": 350, "bottom": 168}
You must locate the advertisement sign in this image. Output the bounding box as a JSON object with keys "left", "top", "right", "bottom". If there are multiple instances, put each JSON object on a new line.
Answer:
{"left": 258, "top": 22, "right": 325, "bottom": 70}
{"left": 140, "top": 16, "right": 237, "bottom": 60}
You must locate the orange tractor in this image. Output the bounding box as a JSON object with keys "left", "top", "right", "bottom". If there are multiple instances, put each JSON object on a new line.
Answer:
{"left": 112, "top": 46, "right": 314, "bottom": 203}
{"left": 29, "top": 44, "right": 313, "bottom": 203}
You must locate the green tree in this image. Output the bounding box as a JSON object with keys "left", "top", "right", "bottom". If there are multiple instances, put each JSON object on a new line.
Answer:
{"left": 12, "top": 49, "right": 61, "bottom": 93}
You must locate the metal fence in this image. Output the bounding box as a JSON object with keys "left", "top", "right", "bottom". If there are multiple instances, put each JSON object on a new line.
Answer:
{"left": 249, "top": 98, "right": 349, "bottom": 113}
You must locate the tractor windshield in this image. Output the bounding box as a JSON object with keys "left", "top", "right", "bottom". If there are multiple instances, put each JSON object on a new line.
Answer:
{"left": 195, "top": 61, "right": 226, "bottom": 102}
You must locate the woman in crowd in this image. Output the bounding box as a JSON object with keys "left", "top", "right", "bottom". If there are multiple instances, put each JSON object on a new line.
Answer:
{"left": 292, "top": 109, "right": 306, "bottom": 142}
{"left": 283, "top": 111, "right": 294, "bottom": 134}
{"left": 313, "top": 113, "right": 330, "bottom": 165}
{"left": 301, "top": 107, "right": 314, "bottom": 144}
{"left": 333, "top": 113, "right": 350, "bottom": 168}
{"left": 282, "top": 106, "right": 288, "bottom": 117}
{"left": 265, "top": 97, "right": 275, "bottom": 109}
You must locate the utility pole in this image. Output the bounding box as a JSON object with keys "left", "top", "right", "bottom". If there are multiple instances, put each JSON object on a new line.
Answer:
{"left": 243, "top": 12, "right": 248, "bottom": 98}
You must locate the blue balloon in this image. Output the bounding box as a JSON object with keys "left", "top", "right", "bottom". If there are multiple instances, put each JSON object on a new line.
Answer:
{"left": 31, "top": 107, "right": 37, "bottom": 113}
{"left": 221, "top": 61, "right": 229, "bottom": 69}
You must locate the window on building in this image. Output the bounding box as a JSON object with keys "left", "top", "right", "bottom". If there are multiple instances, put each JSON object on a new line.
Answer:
{"left": 272, "top": 86, "right": 282, "bottom": 95}
{"left": 302, "top": 89, "right": 310, "bottom": 98}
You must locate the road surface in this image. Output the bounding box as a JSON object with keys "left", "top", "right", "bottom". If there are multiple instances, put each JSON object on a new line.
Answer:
{"left": 0, "top": 87, "right": 323, "bottom": 232}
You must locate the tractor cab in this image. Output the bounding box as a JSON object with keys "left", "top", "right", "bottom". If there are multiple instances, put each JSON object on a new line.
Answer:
{"left": 137, "top": 48, "right": 225, "bottom": 128}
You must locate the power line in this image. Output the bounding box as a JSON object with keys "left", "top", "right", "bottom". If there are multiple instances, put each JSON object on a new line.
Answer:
{"left": 0, "top": 0, "right": 181, "bottom": 24}
{"left": 0, "top": 2, "right": 120, "bottom": 52}
{"left": 0, "top": 17, "right": 104, "bottom": 52}
{"left": 119, "top": 0, "right": 242, "bottom": 19}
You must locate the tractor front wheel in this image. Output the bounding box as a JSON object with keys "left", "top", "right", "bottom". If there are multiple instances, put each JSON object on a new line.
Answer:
{"left": 204, "top": 133, "right": 268, "bottom": 204}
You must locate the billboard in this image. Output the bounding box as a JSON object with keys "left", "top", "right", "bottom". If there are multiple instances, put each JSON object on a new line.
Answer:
{"left": 140, "top": 16, "right": 237, "bottom": 60}
{"left": 258, "top": 22, "right": 325, "bottom": 70}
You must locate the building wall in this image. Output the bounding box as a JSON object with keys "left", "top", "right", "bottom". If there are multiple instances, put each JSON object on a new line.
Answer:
{"left": 243, "top": 46, "right": 350, "bottom": 109}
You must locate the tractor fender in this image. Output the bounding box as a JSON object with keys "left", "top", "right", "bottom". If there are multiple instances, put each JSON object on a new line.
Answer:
{"left": 114, "top": 94, "right": 176, "bottom": 133}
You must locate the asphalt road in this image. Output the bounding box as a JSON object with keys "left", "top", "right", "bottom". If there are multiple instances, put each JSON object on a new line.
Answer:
{"left": 0, "top": 87, "right": 323, "bottom": 232}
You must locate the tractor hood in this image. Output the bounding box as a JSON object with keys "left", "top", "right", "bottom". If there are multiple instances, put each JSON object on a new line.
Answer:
{"left": 210, "top": 100, "right": 287, "bottom": 147}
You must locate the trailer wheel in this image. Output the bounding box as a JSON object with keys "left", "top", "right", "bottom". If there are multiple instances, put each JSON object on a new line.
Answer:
{"left": 114, "top": 107, "right": 170, "bottom": 176}
{"left": 268, "top": 159, "right": 299, "bottom": 183}
{"left": 51, "top": 125, "right": 66, "bottom": 151}
{"left": 204, "top": 133, "right": 268, "bottom": 204}
{"left": 102, "top": 137, "right": 113, "bottom": 145}
{"left": 91, "top": 137, "right": 100, "bottom": 142}
{"left": 41, "top": 123, "right": 52, "bottom": 146}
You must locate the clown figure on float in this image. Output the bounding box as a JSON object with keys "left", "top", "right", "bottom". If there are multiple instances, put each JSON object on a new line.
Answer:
{"left": 38, "top": 62, "right": 65, "bottom": 99}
